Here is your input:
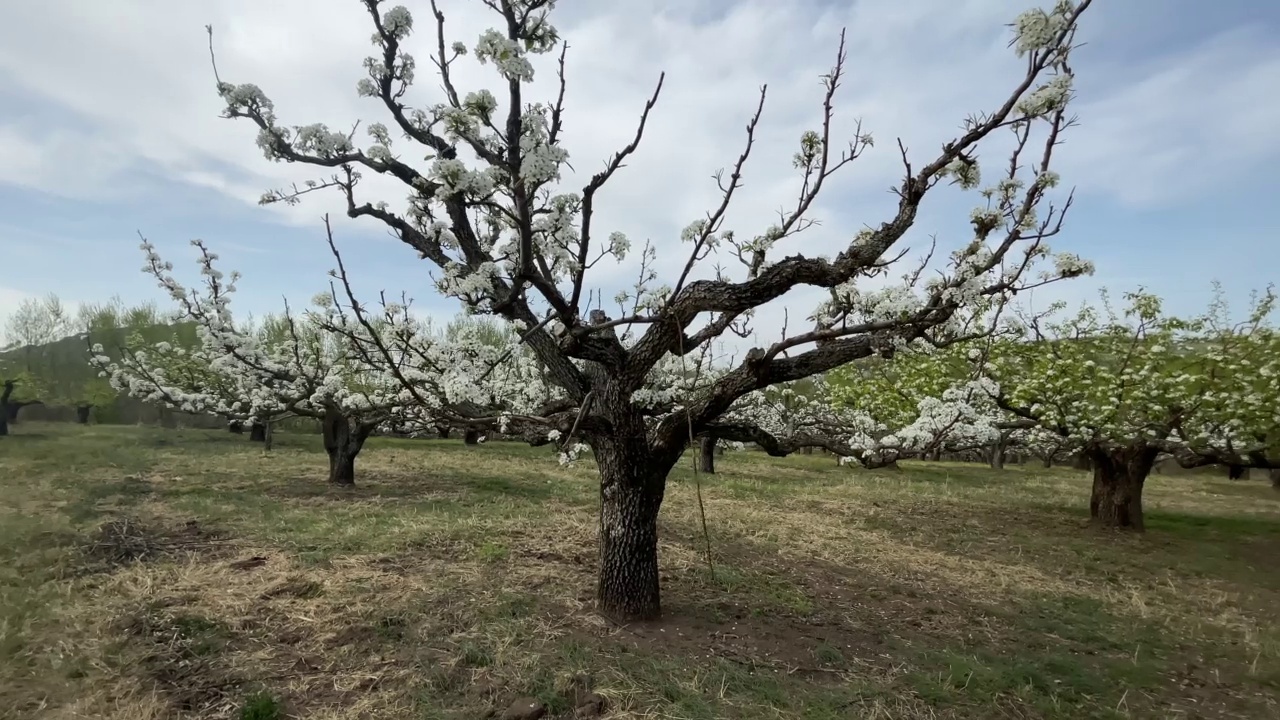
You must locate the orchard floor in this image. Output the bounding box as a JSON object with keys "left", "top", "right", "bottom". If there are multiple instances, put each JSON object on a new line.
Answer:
{"left": 2, "top": 425, "right": 1279, "bottom": 720}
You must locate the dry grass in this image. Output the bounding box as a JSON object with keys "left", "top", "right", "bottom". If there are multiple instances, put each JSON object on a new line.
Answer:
{"left": 2, "top": 422, "right": 1279, "bottom": 719}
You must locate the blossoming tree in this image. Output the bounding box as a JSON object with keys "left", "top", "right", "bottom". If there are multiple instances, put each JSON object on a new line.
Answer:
{"left": 831, "top": 343, "right": 1092, "bottom": 468}
{"left": 206, "top": 0, "right": 1095, "bottom": 618}
{"left": 314, "top": 227, "right": 574, "bottom": 449}
{"left": 712, "top": 377, "right": 893, "bottom": 468}
{"left": 92, "top": 239, "right": 431, "bottom": 485}
{"left": 979, "top": 288, "right": 1280, "bottom": 530}
{"left": 827, "top": 345, "right": 1008, "bottom": 463}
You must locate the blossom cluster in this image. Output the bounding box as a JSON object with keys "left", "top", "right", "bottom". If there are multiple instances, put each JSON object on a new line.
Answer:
{"left": 89, "top": 240, "right": 562, "bottom": 435}
{"left": 814, "top": 285, "right": 1280, "bottom": 468}
{"left": 981, "top": 288, "right": 1280, "bottom": 460}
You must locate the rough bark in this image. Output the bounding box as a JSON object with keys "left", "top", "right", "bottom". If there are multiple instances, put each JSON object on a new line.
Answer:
{"left": 322, "top": 410, "right": 373, "bottom": 486}
{"left": 929, "top": 447, "right": 942, "bottom": 463}
{"left": 435, "top": 424, "right": 451, "bottom": 439}
{"left": 698, "top": 437, "right": 716, "bottom": 474}
{"left": 74, "top": 404, "right": 92, "bottom": 424}
{"left": 1088, "top": 444, "right": 1159, "bottom": 531}
{"left": 1042, "top": 457, "right": 1053, "bottom": 469}
{"left": 1226, "top": 464, "right": 1245, "bottom": 481}
{"left": 595, "top": 433, "right": 669, "bottom": 621}
{"left": 463, "top": 428, "right": 482, "bottom": 445}
{"left": 228, "top": 420, "right": 244, "bottom": 434}
{"left": 262, "top": 420, "right": 274, "bottom": 452}
{"left": 249, "top": 421, "right": 267, "bottom": 443}
{"left": 1271, "top": 468, "right": 1280, "bottom": 491}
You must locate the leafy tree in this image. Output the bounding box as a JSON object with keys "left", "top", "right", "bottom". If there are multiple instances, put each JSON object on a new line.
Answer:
{"left": 202, "top": 0, "right": 1094, "bottom": 618}
{"left": 981, "top": 287, "right": 1280, "bottom": 529}
{"left": 829, "top": 347, "right": 1001, "bottom": 462}
{"left": 3, "top": 293, "right": 72, "bottom": 366}
{"left": 1, "top": 293, "right": 70, "bottom": 423}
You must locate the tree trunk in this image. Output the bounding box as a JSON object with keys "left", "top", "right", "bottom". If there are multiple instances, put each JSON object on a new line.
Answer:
{"left": 1042, "top": 456, "right": 1053, "bottom": 469}
{"left": 1072, "top": 452, "right": 1091, "bottom": 471}
{"left": 1271, "top": 468, "right": 1280, "bottom": 491}
{"left": 0, "top": 381, "right": 12, "bottom": 436}
{"left": 1088, "top": 444, "right": 1158, "bottom": 531}
{"left": 988, "top": 444, "right": 1005, "bottom": 470}
{"left": 228, "top": 419, "right": 244, "bottom": 434}
{"left": 1226, "top": 464, "right": 1245, "bottom": 481}
{"left": 698, "top": 437, "right": 716, "bottom": 474}
{"left": 988, "top": 430, "right": 1012, "bottom": 470}
{"left": 75, "top": 405, "right": 93, "bottom": 424}
{"left": 263, "top": 420, "right": 274, "bottom": 452}
{"left": 322, "top": 411, "right": 373, "bottom": 486}
{"left": 463, "top": 428, "right": 481, "bottom": 445}
{"left": 435, "top": 424, "right": 451, "bottom": 439}
{"left": 249, "top": 421, "right": 267, "bottom": 443}
{"left": 5, "top": 401, "right": 27, "bottom": 423}
{"left": 929, "top": 447, "right": 942, "bottom": 462}
{"left": 592, "top": 429, "right": 678, "bottom": 622}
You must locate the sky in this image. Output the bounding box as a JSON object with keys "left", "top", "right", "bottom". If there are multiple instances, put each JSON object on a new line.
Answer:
{"left": 1, "top": 0, "right": 1277, "bottom": 355}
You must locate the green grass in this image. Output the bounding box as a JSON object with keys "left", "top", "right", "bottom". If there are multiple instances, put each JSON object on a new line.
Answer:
{"left": 1, "top": 422, "right": 1278, "bottom": 719}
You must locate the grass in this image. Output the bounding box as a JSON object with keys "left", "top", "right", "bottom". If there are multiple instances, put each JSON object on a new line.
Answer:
{"left": 1, "top": 423, "right": 1278, "bottom": 719}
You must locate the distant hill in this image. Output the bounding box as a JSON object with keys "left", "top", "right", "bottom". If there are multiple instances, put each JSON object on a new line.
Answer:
{"left": 0, "top": 320, "right": 204, "bottom": 425}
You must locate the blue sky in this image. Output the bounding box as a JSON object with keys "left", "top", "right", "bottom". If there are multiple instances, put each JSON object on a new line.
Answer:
{"left": 1, "top": 0, "right": 1277, "bottom": 350}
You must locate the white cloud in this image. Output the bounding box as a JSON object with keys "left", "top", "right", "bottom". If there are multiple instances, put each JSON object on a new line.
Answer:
{"left": 0, "top": 0, "right": 1275, "bottom": 357}
{"left": 1054, "top": 25, "right": 1280, "bottom": 208}
{"left": 0, "top": 125, "right": 150, "bottom": 201}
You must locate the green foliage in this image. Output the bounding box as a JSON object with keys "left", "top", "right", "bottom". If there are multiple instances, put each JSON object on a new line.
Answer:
{"left": 829, "top": 347, "right": 971, "bottom": 427}
{"left": 987, "top": 286, "right": 1280, "bottom": 457}
{"left": 238, "top": 690, "right": 284, "bottom": 720}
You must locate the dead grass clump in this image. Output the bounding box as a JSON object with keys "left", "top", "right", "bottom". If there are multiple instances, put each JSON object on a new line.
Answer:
{"left": 82, "top": 516, "right": 234, "bottom": 569}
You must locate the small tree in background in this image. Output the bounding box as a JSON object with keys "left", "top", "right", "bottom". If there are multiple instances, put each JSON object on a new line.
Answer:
{"left": 93, "top": 240, "right": 406, "bottom": 485}
{"left": 96, "top": 237, "right": 555, "bottom": 484}
{"left": 3, "top": 293, "right": 72, "bottom": 369}
{"left": 1, "top": 293, "right": 70, "bottom": 426}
